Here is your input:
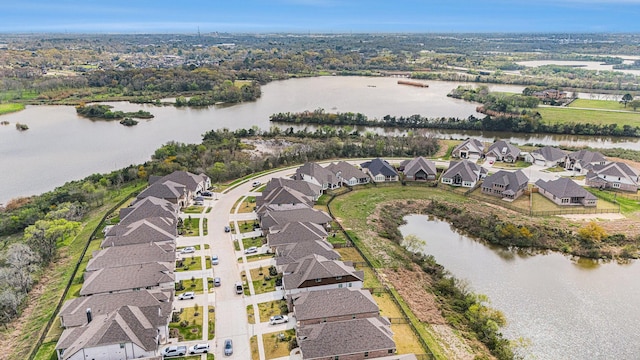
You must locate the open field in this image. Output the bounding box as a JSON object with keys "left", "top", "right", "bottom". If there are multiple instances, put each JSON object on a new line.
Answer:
{"left": 537, "top": 106, "right": 640, "bottom": 127}
{"left": 569, "top": 99, "right": 637, "bottom": 111}
{"left": 0, "top": 103, "right": 25, "bottom": 115}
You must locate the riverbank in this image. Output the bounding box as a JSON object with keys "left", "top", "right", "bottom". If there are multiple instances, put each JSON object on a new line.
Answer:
{"left": 0, "top": 103, "right": 25, "bottom": 116}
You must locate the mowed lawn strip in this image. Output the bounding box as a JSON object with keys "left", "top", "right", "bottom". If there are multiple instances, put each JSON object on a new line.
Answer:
{"left": 537, "top": 106, "right": 640, "bottom": 127}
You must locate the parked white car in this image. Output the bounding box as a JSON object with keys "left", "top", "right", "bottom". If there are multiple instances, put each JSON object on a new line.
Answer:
{"left": 211, "top": 254, "right": 219, "bottom": 265}
{"left": 269, "top": 315, "right": 289, "bottom": 325}
{"left": 180, "top": 246, "right": 196, "bottom": 254}
{"left": 177, "top": 292, "right": 195, "bottom": 300}
{"left": 189, "top": 343, "right": 210, "bottom": 354}
{"left": 244, "top": 246, "right": 258, "bottom": 254}
{"left": 161, "top": 345, "right": 187, "bottom": 357}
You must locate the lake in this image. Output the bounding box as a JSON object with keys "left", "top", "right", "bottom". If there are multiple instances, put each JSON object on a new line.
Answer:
{"left": 399, "top": 215, "right": 640, "bottom": 360}
{"left": 1, "top": 76, "right": 639, "bottom": 204}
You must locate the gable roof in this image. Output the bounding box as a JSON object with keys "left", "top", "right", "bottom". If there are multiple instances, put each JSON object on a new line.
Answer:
{"left": 275, "top": 240, "right": 340, "bottom": 266}
{"left": 591, "top": 161, "right": 639, "bottom": 180}
{"left": 482, "top": 170, "right": 529, "bottom": 191}
{"left": 80, "top": 262, "right": 174, "bottom": 296}
{"left": 487, "top": 140, "right": 520, "bottom": 159}
{"left": 256, "top": 186, "right": 313, "bottom": 209}
{"left": 260, "top": 208, "right": 331, "bottom": 231}
{"left": 360, "top": 158, "right": 398, "bottom": 177}
{"left": 56, "top": 305, "right": 160, "bottom": 359}
{"left": 535, "top": 178, "right": 597, "bottom": 200}
{"left": 267, "top": 222, "right": 328, "bottom": 247}
{"left": 137, "top": 180, "right": 186, "bottom": 201}
{"left": 119, "top": 197, "right": 178, "bottom": 225}
{"left": 297, "top": 317, "right": 395, "bottom": 359}
{"left": 442, "top": 160, "right": 487, "bottom": 182}
{"left": 292, "top": 288, "right": 379, "bottom": 322}
{"left": 102, "top": 218, "right": 176, "bottom": 248}
{"left": 283, "top": 255, "right": 364, "bottom": 290}
{"left": 325, "top": 161, "right": 368, "bottom": 181}
{"left": 150, "top": 171, "right": 208, "bottom": 193}
{"left": 295, "top": 162, "right": 338, "bottom": 185}
{"left": 87, "top": 242, "right": 176, "bottom": 272}
{"left": 402, "top": 157, "right": 437, "bottom": 177}
{"left": 452, "top": 138, "right": 484, "bottom": 155}
{"left": 263, "top": 178, "right": 322, "bottom": 198}
{"left": 532, "top": 146, "right": 567, "bottom": 162}
{"left": 59, "top": 289, "right": 172, "bottom": 329}
{"left": 256, "top": 202, "right": 311, "bottom": 217}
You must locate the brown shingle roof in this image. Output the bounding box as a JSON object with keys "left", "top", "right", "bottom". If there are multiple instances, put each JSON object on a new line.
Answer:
{"left": 263, "top": 178, "right": 322, "bottom": 198}
{"left": 267, "top": 222, "right": 327, "bottom": 247}
{"left": 292, "top": 288, "right": 379, "bottom": 322}
{"left": 297, "top": 317, "right": 395, "bottom": 359}
{"left": 275, "top": 240, "right": 339, "bottom": 266}
{"left": 119, "top": 196, "right": 178, "bottom": 226}
{"left": 283, "top": 255, "right": 364, "bottom": 290}
{"left": 80, "top": 262, "right": 174, "bottom": 296}
{"left": 260, "top": 208, "right": 331, "bottom": 231}
{"left": 86, "top": 242, "right": 176, "bottom": 272}
{"left": 325, "top": 161, "right": 369, "bottom": 183}
{"left": 294, "top": 162, "right": 338, "bottom": 186}
{"left": 102, "top": 218, "right": 176, "bottom": 248}
{"left": 256, "top": 186, "right": 313, "bottom": 209}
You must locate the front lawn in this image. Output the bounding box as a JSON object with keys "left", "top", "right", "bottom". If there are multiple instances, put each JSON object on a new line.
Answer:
{"left": 262, "top": 329, "right": 296, "bottom": 360}
{"left": 176, "top": 278, "right": 204, "bottom": 295}
{"left": 180, "top": 217, "right": 200, "bottom": 236}
{"left": 250, "top": 268, "right": 279, "bottom": 295}
{"left": 242, "top": 236, "right": 265, "bottom": 249}
{"left": 169, "top": 306, "right": 203, "bottom": 341}
{"left": 237, "top": 220, "right": 259, "bottom": 233}
{"left": 176, "top": 256, "right": 203, "bottom": 272}
{"left": 183, "top": 206, "right": 204, "bottom": 214}
{"left": 257, "top": 299, "right": 288, "bottom": 323}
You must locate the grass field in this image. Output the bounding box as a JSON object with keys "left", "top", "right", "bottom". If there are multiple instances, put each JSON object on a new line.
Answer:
{"left": 176, "top": 278, "right": 204, "bottom": 295}
{"left": 569, "top": 99, "right": 636, "bottom": 111}
{"left": 176, "top": 256, "right": 203, "bottom": 272}
{"left": 0, "top": 103, "right": 25, "bottom": 115}
{"left": 262, "top": 329, "right": 295, "bottom": 359}
{"left": 537, "top": 106, "right": 640, "bottom": 127}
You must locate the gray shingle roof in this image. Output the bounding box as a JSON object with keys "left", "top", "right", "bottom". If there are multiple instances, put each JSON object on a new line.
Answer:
{"left": 151, "top": 171, "right": 208, "bottom": 193}
{"left": 591, "top": 161, "right": 639, "bottom": 180}
{"left": 275, "top": 240, "right": 340, "bottom": 266}
{"left": 283, "top": 255, "right": 364, "bottom": 290}
{"left": 442, "top": 160, "right": 486, "bottom": 183}
{"left": 267, "top": 222, "right": 327, "bottom": 247}
{"left": 452, "top": 138, "right": 484, "bottom": 155}
{"left": 487, "top": 140, "right": 520, "bottom": 159}
{"left": 568, "top": 149, "right": 606, "bottom": 164}
{"left": 56, "top": 305, "right": 160, "bottom": 359}
{"left": 481, "top": 170, "right": 529, "bottom": 192}
{"left": 360, "top": 158, "right": 398, "bottom": 177}
{"left": 137, "top": 180, "right": 185, "bottom": 202}
{"left": 532, "top": 146, "right": 567, "bottom": 162}
{"left": 80, "top": 262, "right": 174, "bottom": 296}
{"left": 256, "top": 186, "right": 313, "bottom": 209}
{"left": 297, "top": 317, "right": 395, "bottom": 359}
{"left": 325, "top": 161, "right": 369, "bottom": 182}
{"left": 87, "top": 242, "right": 176, "bottom": 272}
{"left": 292, "top": 288, "right": 379, "bottom": 322}
{"left": 59, "top": 289, "right": 172, "bottom": 329}
{"left": 294, "top": 162, "right": 338, "bottom": 186}
{"left": 256, "top": 202, "right": 311, "bottom": 216}
{"left": 535, "top": 178, "right": 597, "bottom": 200}
{"left": 119, "top": 197, "right": 178, "bottom": 226}
{"left": 402, "top": 157, "right": 437, "bottom": 178}
{"left": 263, "top": 178, "right": 322, "bottom": 198}
{"left": 102, "top": 218, "right": 176, "bottom": 248}
{"left": 260, "top": 208, "right": 331, "bottom": 231}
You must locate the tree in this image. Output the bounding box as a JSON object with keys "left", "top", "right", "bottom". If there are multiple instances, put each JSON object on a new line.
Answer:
{"left": 403, "top": 234, "right": 426, "bottom": 253}
{"left": 628, "top": 100, "right": 640, "bottom": 111}
{"left": 578, "top": 221, "right": 607, "bottom": 245}
{"left": 620, "top": 93, "right": 633, "bottom": 107}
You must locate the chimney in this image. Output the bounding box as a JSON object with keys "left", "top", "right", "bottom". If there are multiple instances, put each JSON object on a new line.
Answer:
{"left": 86, "top": 308, "right": 92, "bottom": 323}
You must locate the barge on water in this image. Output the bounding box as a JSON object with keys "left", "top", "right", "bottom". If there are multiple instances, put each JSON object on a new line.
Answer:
{"left": 397, "top": 80, "right": 429, "bottom": 88}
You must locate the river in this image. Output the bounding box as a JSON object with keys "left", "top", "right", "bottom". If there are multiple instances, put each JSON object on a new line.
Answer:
{"left": 1, "top": 76, "right": 640, "bottom": 204}
{"left": 399, "top": 215, "right": 640, "bottom": 360}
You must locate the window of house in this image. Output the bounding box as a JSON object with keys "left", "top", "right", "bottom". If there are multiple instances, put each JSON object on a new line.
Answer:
{"left": 364, "top": 352, "right": 369, "bottom": 358}
{"left": 120, "top": 344, "right": 125, "bottom": 349}
{"left": 338, "top": 284, "right": 343, "bottom": 288}
{"left": 388, "top": 349, "right": 394, "bottom": 354}
{"left": 315, "top": 278, "right": 322, "bottom": 283}
{"left": 348, "top": 283, "right": 352, "bottom": 287}
{"left": 613, "top": 183, "right": 620, "bottom": 188}
{"left": 336, "top": 276, "right": 342, "bottom": 280}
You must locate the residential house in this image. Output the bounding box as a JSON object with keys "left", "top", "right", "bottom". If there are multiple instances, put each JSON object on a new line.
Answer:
{"left": 259, "top": 208, "right": 332, "bottom": 234}
{"left": 263, "top": 178, "right": 323, "bottom": 201}
{"left": 535, "top": 178, "right": 598, "bottom": 207}
{"left": 136, "top": 180, "right": 187, "bottom": 207}
{"left": 291, "top": 288, "right": 380, "bottom": 326}
{"left": 481, "top": 170, "right": 529, "bottom": 200}
{"left": 80, "top": 262, "right": 174, "bottom": 296}
{"left": 441, "top": 160, "right": 487, "bottom": 188}
{"left": 532, "top": 89, "right": 567, "bottom": 100}
{"left": 102, "top": 218, "right": 176, "bottom": 248}
{"left": 56, "top": 305, "right": 162, "bottom": 360}
{"left": 325, "top": 161, "right": 370, "bottom": 186}
{"left": 297, "top": 317, "right": 396, "bottom": 360}
{"left": 255, "top": 202, "right": 311, "bottom": 217}
{"left": 360, "top": 158, "right": 399, "bottom": 182}
{"left": 149, "top": 170, "right": 211, "bottom": 196}
{"left": 119, "top": 196, "right": 179, "bottom": 226}
{"left": 451, "top": 138, "right": 484, "bottom": 160}
{"left": 586, "top": 162, "right": 640, "bottom": 192}
{"left": 267, "top": 222, "right": 328, "bottom": 248}
{"left": 275, "top": 240, "right": 340, "bottom": 268}
{"left": 86, "top": 242, "right": 176, "bottom": 272}
{"left": 282, "top": 255, "right": 364, "bottom": 295}
{"left": 401, "top": 157, "right": 438, "bottom": 181}
{"left": 293, "top": 162, "right": 340, "bottom": 190}
{"left": 486, "top": 140, "right": 521, "bottom": 163}
{"left": 564, "top": 150, "right": 607, "bottom": 174}
{"left": 524, "top": 146, "right": 568, "bottom": 167}
{"left": 256, "top": 186, "right": 314, "bottom": 210}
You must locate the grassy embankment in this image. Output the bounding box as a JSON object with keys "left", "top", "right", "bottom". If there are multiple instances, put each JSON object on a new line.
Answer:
{"left": 17, "top": 181, "right": 146, "bottom": 360}
{"left": 568, "top": 99, "right": 638, "bottom": 111}
{"left": 0, "top": 103, "right": 26, "bottom": 115}
{"left": 537, "top": 105, "right": 640, "bottom": 127}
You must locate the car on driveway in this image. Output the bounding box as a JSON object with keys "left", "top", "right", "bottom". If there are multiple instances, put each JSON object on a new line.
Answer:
{"left": 180, "top": 246, "right": 196, "bottom": 254}
{"left": 224, "top": 225, "right": 231, "bottom": 233}
{"left": 177, "top": 292, "right": 195, "bottom": 300}
{"left": 189, "top": 343, "right": 210, "bottom": 354}
{"left": 269, "top": 315, "right": 289, "bottom": 325}
{"left": 211, "top": 254, "right": 219, "bottom": 265}
{"left": 244, "top": 246, "right": 258, "bottom": 254}
{"left": 224, "top": 339, "right": 233, "bottom": 356}
{"left": 161, "top": 345, "right": 187, "bottom": 357}
{"left": 201, "top": 191, "right": 213, "bottom": 197}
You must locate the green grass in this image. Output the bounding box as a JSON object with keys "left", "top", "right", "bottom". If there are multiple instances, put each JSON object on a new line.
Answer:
{"left": 176, "top": 278, "right": 204, "bottom": 295}
{"left": 491, "top": 160, "right": 531, "bottom": 169}
{"left": 176, "top": 256, "right": 203, "bottom": 272}
{"left": 0, "top": 103, "right": 26, "bottom": 115}
{"left": 362, "top": 267, "right": 382, "bottom": 288}
{"left": 242, "top": 236, "right": 265, "bottom": 249}
{"left": 205, "top": 256, "right": 212, "bottom": 270}
{"left": 586, "top": 188, "right": 640, "bottom": 214}
{"left": 257, "top": 300, "right": 288, "bottom": 323}
{"left": 203, "top": 218, "right": 208, "bottom": 235}
{"left": 569, "top": 99, "right": 635, "bottom": 111}
{"left": 237, "top": 220, "right": 259, "bottom": 233}
{"left": 250, "top": 268, "right": 278, "bottom": 294}
{"left": 183, "top": 205, "right": 204, "bottom": 214}
{"left": 327, "top": 231, "right": 348, "bottom": 245}
{"left": 182, "top": 217, "right": 200, "bottom": 236}
{"left": 169, "top": 307, "right": 203, "bottom": 341}
{"left": 242, "top": 253, "right": 274, "bottom": 263}
{"left": 208, "top": 306, "right": 215, "bottom": 340}
{"left": 537, "top": 106, "right": 640, "bottom": 127}
{"left": 247, "top": 305, "right": 256, "bottom": 324}
{"left": 0, "top": 89, "right": 39, "bottom": 101}
{"left": 178, "top": 245, "right": 201, "bottom": 251}
{"left": 262, "top": 329, "right": 296, "bottom": 360}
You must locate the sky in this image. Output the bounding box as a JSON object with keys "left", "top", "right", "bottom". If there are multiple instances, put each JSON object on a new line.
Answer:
{"left": 2, "top": 0, "right": 640, "bottom": 33}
